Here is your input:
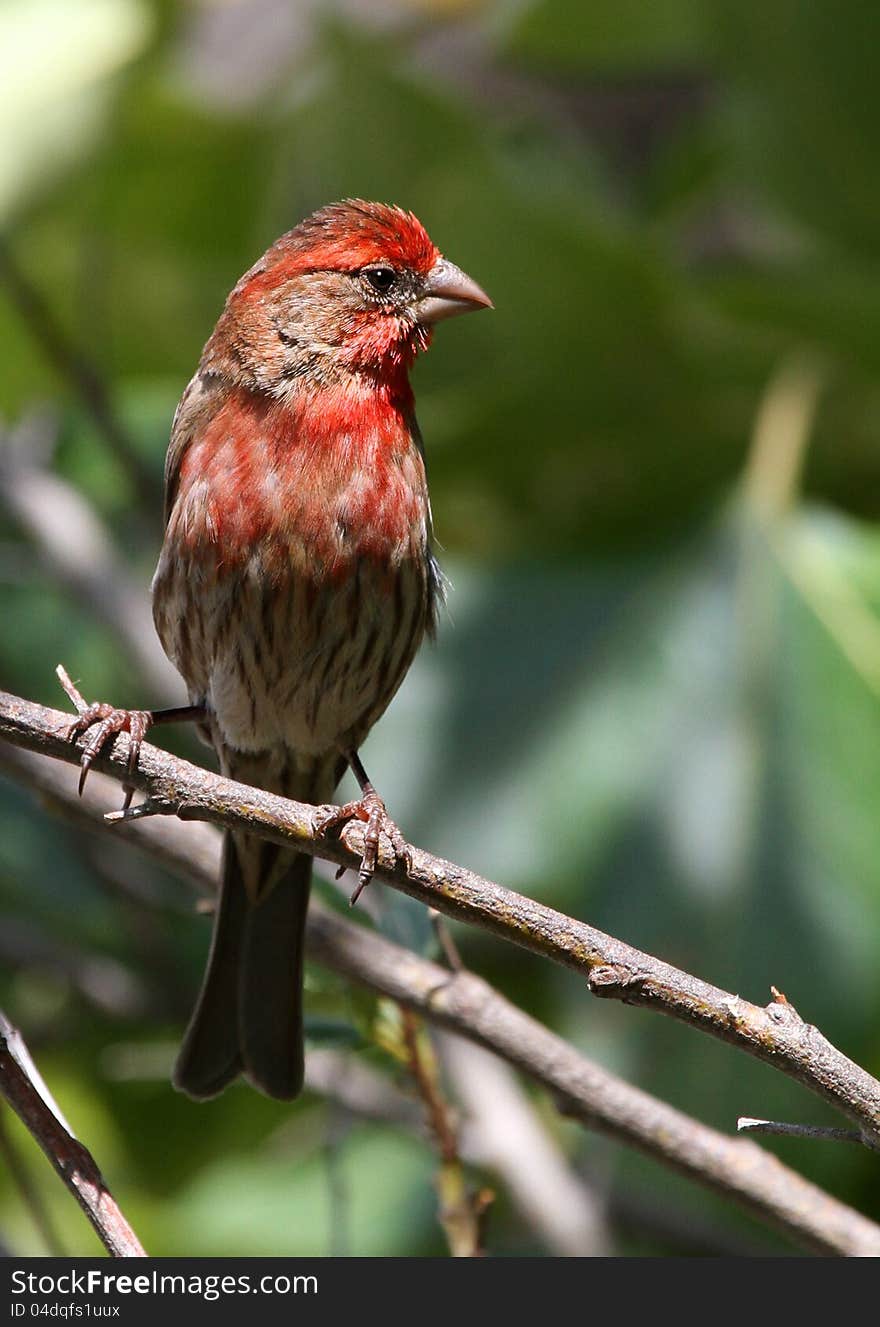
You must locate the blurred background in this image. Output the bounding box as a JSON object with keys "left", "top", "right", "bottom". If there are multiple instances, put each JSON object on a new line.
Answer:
{"left": 2, "top": 0, "right": 880, "bottom": 1257}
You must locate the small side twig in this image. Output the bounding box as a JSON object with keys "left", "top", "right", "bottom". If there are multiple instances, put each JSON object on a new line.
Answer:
{"left": 429, "top": 908, "right": 464, "bottom": 973}
{"left": 737, "top": 1119, "right": 869, "bottom": 1147}
{"left": 398, "top": 1008, "right": 492, "bottom": 1257}
{"left": 0, "top": 1011, "right": 145, "bottom": 1257}
{"left": 56, "top": 663, "right": 87, "bottom": 715}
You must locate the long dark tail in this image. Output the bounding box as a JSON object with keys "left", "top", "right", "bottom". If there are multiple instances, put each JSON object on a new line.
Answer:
{"left": 172, "top": 837, "right": 311, "bottom": 1101}
{"left": 173, "top": 747, "right": 343, "bottom": 1102}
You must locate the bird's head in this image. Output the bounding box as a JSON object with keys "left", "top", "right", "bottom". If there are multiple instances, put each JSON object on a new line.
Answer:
{"left": 203, "top": 200, "right": 491, "bottom": 396}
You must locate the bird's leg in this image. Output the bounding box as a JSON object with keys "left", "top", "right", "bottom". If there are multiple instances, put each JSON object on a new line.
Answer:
{"left": 318, "top": 750, "right": 411, "bottom": 906}
{"left": 59, "top": 668, "right": 206, "bottom": 809}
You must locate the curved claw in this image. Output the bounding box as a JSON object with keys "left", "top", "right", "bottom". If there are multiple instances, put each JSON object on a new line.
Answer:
{"left": 317, "top": 792, "right": 411, "bottom": 906}
{"left": 66, "top": 702, "right": 152, "bottom": 805}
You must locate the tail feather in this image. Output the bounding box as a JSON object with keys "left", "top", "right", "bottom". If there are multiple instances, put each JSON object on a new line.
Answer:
{"left": 239, "top": 848, "right": 310, "bottom": 1098}
{"left": 172, "top": 832, "right": 247, "bottom": 1099}
{"left": 173, "top": 835, "right": 311, "bottom": 1101}
{"left": 173, "top": 746, "right": 342, "bottom": 1102}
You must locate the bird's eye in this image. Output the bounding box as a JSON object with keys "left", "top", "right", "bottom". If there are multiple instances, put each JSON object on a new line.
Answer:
{"left": 362, "top": 266, "right": 396, "bottom": 294}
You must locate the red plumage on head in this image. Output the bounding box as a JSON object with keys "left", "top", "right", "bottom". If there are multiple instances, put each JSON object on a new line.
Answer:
{"left": 247, "top": 200, "right": 440, "bottom": 293}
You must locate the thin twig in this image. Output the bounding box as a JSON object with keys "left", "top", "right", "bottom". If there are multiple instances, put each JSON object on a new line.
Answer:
{"left": 399, "top": 1008, "right": 489, "bottom": 1257}
{"left": 429, "top": 908, "right": 465, "bottom": 973}
{"left": 2, "top": 682, "right": 879, "bottom": 1153}
{"left": 398, "top": 1010, "right": 458, "bottom": 1168}
{"left": 0, "top": 1011, "right": 145, "bottom": 1257}
{"left": 737, "top": 1118, "right": 869, "bottom": 1146}
{"left": 2, "top": 747, "right": 879, "bottom": 1256}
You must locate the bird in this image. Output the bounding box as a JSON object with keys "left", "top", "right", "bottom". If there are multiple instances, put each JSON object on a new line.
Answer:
{"left": 66, "top": 200, "right": 491, "bottom": 1101}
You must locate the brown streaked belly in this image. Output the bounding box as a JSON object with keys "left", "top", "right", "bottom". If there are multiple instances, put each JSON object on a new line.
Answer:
{"left": 154, "top": 547, "right": 428, "bottom": 756}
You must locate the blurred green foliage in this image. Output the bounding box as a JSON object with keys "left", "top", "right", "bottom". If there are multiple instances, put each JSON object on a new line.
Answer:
{"left": 2, "top": 0, "right": 880, "bottom": 1257}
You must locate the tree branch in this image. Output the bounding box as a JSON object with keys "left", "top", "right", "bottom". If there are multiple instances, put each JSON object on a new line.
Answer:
{"left": 2, "top": 682, "right": 879, "bottom": 1154}
{"left": 398, "top": 1007, "right": 489, "bottom": 1257}
{"left": 3, "top": 725, "right": 880, "bottom": 1255}
{"left": 0, "top": 1012, "right": 145, "bottom": 1258}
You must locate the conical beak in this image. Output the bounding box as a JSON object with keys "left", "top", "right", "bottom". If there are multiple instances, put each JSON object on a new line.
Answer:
{"left": 417, "top": 257, "right": 493, "bottom": 325}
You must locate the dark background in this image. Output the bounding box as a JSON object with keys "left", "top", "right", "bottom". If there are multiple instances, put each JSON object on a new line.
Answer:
{"left": 1, "top": 0, "right": 879, "bottom": 1256}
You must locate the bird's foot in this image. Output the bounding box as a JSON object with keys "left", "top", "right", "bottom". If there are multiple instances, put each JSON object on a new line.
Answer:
{"left": 318, "top": 790, "right": 411, "bottom": 905}
{"left": 66, "top": 702, "right": 153, "bottom": 808}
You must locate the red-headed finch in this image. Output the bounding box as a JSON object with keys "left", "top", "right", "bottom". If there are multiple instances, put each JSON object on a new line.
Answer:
{"left": 67, "top": 200, "right": 491, "bottom": 1100}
